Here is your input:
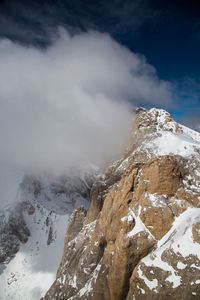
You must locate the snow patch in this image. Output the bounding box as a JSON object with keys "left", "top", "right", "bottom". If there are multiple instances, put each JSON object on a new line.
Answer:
{"left": 123, "top": 207, "right": 153, "bottom": 238}
{"left": 177, "top": 261, "right": 186, "bottom": 270}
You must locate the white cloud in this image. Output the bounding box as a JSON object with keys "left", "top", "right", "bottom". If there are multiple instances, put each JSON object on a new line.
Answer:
{"left": 0, "top": 29, "right": 172, "bottom": 206}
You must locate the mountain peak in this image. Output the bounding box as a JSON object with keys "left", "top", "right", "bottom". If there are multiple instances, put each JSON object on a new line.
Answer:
{"left": 135, "top": 108, "right": 178, "bottom": 133}
{"left": 44, "top": 109, "right": 200, "bottom": 299}
{"left": 1, "top": 108, "right": 200, "bottom": 299}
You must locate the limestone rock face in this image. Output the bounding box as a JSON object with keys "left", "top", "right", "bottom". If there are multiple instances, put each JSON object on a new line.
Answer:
{"left": 44, "top": 109, "right": 200, "bottom": 300}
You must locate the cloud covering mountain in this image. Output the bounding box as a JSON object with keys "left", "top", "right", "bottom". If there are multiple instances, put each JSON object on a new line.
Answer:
{"left": 0, "top": 29, "right": 172, "bottom": 207}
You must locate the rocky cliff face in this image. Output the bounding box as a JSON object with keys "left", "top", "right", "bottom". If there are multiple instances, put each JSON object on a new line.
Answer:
{"left": 44, "top": 109, "right": 200, "bottom": 300}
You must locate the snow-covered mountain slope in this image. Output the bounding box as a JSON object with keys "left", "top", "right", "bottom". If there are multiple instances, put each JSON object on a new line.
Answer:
{"left": 44, "top": 108, "right": 200, "bottom": 300}
{"left": 0, "top": 169, "right": 97, "bottom": 300}
{"left": 116, "top": 108, "right": 200, "bottom": 170}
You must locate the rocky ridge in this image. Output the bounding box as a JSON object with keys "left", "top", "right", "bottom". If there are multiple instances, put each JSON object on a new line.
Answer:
{"left": 44, "top": 108, "right": 200, "bottom": 300}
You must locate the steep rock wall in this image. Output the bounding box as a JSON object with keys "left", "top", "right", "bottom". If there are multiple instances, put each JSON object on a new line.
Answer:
{"left": 44, "top": 109, "right": 200, "bottom": 300}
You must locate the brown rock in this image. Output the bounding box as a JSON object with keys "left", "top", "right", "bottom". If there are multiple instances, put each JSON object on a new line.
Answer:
{"left": 44, "top": 109, "right": 200, "bottom": 300}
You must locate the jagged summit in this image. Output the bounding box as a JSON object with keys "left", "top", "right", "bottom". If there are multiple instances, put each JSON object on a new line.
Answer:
{"left": 133, "top": 107, "right": 147, "bottom": 115}
{"left": 44, "top": 108, "right": 200, "bottom": 300}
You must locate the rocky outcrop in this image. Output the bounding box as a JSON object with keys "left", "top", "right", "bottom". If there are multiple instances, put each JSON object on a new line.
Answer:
{"left": 44, "top": 109, "right": 200, "bottom": 299}
{"left": 0, "top": 201, "right": 33, "bottom": 263}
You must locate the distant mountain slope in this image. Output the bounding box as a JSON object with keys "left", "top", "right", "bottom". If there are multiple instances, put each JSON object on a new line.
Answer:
{"left": 0, "top": 170, "right": 97, "bottom": 300}
{"left": 44, "top": 109, "right": 200, "bottom": 300}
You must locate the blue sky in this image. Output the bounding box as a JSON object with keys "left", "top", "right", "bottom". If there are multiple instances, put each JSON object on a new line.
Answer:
{"left": 0, "top": 0, "right": 199, "bottom": 130}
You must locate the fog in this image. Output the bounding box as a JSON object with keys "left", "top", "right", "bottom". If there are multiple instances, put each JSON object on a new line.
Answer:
{"left": 0, "top": 28, "right": 172, "bottom": 206}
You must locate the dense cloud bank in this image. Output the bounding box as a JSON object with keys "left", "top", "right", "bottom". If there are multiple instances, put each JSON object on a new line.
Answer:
{"left": 0, "top": 29, "right": 172, "bottom": 206}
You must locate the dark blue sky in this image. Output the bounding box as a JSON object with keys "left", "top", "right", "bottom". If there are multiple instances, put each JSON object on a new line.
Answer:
{"left": 0, "top": 0, "right": 199, "bottom": 129}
